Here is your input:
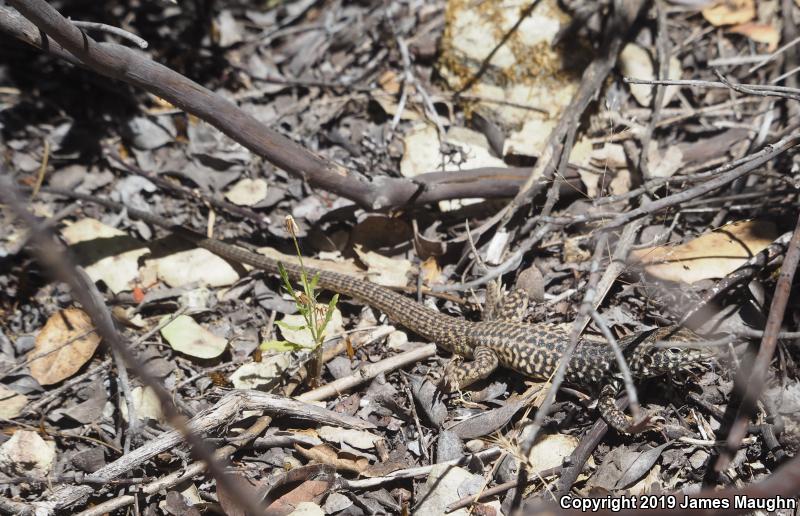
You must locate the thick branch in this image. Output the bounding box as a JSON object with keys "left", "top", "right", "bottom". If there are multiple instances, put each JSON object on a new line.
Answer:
{"left": 0, "top": 2, "right": 568, "bottom": 209}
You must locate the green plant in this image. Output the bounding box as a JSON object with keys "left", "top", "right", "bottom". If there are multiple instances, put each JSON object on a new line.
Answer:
{"left": 260, "top": 216, "right": 338, "bottom": 387}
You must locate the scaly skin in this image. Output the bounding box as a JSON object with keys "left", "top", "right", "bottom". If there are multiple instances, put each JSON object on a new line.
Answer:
{"left": 45, "top": 188, "right": 711, "bottom": 432}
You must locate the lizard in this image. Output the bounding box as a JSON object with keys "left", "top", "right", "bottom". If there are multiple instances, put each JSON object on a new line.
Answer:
{"left": 41, "top": 187, "right": 711, "bottom": 433}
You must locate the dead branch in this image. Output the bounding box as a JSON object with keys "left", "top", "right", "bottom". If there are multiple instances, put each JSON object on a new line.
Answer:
{"left": 0, "top": 1, "right": 581, "bottom": 210}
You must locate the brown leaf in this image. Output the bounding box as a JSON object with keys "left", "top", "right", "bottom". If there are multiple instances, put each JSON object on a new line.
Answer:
{"left": 293, "top": 443, "right": 370, "bottom": 474}
{"left": 629, "top": 220, "right": 778, "bottom": 284}
{"left": 729, "top": 23, "right": 780, "bottom": 52}
{"left": 29, "top": 308, "right": 101, "bottom": 385}
{"left": 266, "top": 482, "right": 328, "bottom": 516}
{"left": 217, "top": 474, "right": 263, "bottom": 516}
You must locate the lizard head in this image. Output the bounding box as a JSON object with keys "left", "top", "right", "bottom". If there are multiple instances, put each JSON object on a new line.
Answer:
{"left": 626, "top": 326, "right": 715, "bottom": 379}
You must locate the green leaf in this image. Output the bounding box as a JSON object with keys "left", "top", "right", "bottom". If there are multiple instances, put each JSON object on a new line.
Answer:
{"left": 275, "top": 320, "right": 306, "bottom": 332}
{"left": 323, "top": 294, "right": 339, "bottom": 329}
{"left": 309, "top": 272, "right": 320, "bottom": 293}
{"left": 259, "top": 340, "right": 302, "bottom": 352}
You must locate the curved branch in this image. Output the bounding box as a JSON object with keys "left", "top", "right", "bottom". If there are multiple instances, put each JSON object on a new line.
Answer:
{"left": 3, "top": 2, "right": 568, "bottom": 210}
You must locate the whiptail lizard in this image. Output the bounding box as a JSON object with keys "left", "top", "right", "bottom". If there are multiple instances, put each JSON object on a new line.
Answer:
{"left": 43, "top": 187, "right": 711, "bottom": 433}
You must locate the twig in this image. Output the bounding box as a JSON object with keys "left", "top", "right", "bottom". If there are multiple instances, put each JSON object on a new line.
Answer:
{"left": 296, "top": 344, "right": 437, "bottom": 402}
{"left": 1, "top": 174, "right": 271, "bottom": 515}
{"left": 520, "top": 219, "right": 643, "bottom": 458}
{"left": 680, "top": 231, "right": 792, "bottom": 326}
{"left": 497, "top": 0, "right": 649, "bottom": 231}
{"left": 625, "top": 76, "right": 800, "bottom": 101}
{"left": 69, "top": 19, "right": 148, "bottom": 48}
{"left": 445, "top": 465, "right": 561, "bottom": 512}
{"left": 340, "top": 447, "right": 503, "bottom": 489}
{"left": 44, "top": 389, "right": 372, "bottom": 509}
{"left": 601, "top": 132, "right": 800, "bottom": 230}
{"left": 105, "top": 153, "right": 271, "bottom": 229}
{"left": 709, "top": 213, "right": 800, "bottom": 476}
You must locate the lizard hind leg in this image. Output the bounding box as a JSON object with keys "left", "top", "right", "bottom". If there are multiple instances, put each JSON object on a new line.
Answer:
{"left": 487, "top": 286, "right": 530, "bottom": 322}
{"left": 440, "top": 346, "right": 500, "bottom": 392}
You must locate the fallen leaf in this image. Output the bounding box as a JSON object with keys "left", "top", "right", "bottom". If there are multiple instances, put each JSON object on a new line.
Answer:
{"left": 61, "top": 218, "right": 149, "bottom": 294}
{"left": 288, "top": 502, "right": 324, "bottom": 516}
{"left": 528, "top": 433, "right": 581, "bottom": 473}
{"left": 449, "top": 399, "right": 526, "bottom": 439}
{"left": 29, "top": 308, "right": 101, "bottom": 385}
{"left": 121, "top": 386, "right": 165, "bottom": 423}
{"left": 591, "top": 142, "right": 627, "bottom": 169}
{"left": 225, "top": 178, "right": 268, "bottom": 206}
{"left": 729, "top": 23, "right": 780, "bottom": 52}
{"left": 217, "top": 474, "right": 263, "bottom": 516}
{"left": 0, "top": 385, "right": 28, "bottom": 419}
{"left": 400, "top": 125, "right": 499, "bottom": 211}
{"left": 160, "top": 314, "right": 228, "bottom": 359}
{"left": 630, "top": 220, "right": 779, "bottom": 283}
{"left": 616, "top": 442, "right": 671, "bottom": 489}
{"left": 378, "top": 70, "right": 401, "bottom": 95}
{"left": 353, "top": 246, "right": 412, "bottom": 287}
{"left": 147, "top": 248, "right": 240, "bottom": 288}
{"left": 278, "top": 308, "right": 343, "bottom": 349}
{"left": 229, "top": 355, "right": 291, "bottom": 390}
{"left": 414, "top": 464, "right": 477, "bottom": 515}
{"left": 504, "top": 118, "right": 557, "bottom": 157}
{"left": 702, "top": 0, "right": 755, "bottom": 26}
{"left": 0, "top": 430, "right": 56, "bottom": 476}
{"left": 647, "top": 143, "right": 684, "bottom": 178}
{"left": 294, "top": 443, "right": 370, "bottom": 474}
{"left": 620, "top": 44, "right": 655, "bottom": 107}
{"left": 317, "top": 426, "right": 383, "bottom": 450}
{"left": 420, "top": 257, "right": 442, "bottom": 285}
{"left": 260, "top": 340, "right": 301, "bottom": 352}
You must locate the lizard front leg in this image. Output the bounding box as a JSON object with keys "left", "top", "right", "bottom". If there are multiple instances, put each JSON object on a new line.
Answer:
{"left": 485, "top": 284, "right": 530, "bottom": 322}
{"left": 597, "top": 383, "right": 658, "bottom": 434}
{"left": 440, "top": 346, "right": 500, "bottom": 391}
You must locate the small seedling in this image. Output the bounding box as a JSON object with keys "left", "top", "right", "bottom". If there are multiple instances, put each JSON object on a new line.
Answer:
{"left": 260, "top": 216, "right": 338, "bottom": 387}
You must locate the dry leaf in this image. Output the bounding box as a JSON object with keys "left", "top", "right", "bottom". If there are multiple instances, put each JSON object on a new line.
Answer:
{"left": 729, "top": 23, "right": 780, "bottom": 52}
{"left": 160, "top": 314, "right": 228, "bottom": 359}
{"left": 61, "top": 218, "right": 149, "bottom": 294}
{"left": 528, "top": 433, "right": 580, "bottom": 472}
{"left": 0, "top": 430, "right": 56, "bottom": 476}
{"left": 630, "top": 220, "right": 778, "bottom": 283}
{"left": 229, "top": 355, "right": 291, "bottom": 390}
{"left": 121, "top": 386, "right": 165, "bottom": 423}
{"left": 0, "top": 385, "right": 28, "bottom": 419}
{"left": 30, "top": 308, "right": 101, "bottom": 385}
{"left": 414, "top": 464, "right": 475, "bottom": 515}
{"left": 647, "top": 143, "right": 685, "bottom": 179}
{"left": 620, "top": 44, "right": 655, "bottom": 106}
{"left": 353, "top": 246, "right": 412, "bottom": 287}
{"left": 505, "top": 118, "right": 557, "bottom": 157}
{"left": 378, "top": 69, "right": 401, "bottom": 95}
{"left": 147, "top": 248, "right": 240, "bottom": 288}
{"left": 619, "top": 44, "right": 682, "bottom": 107}
{"left": 288, "top": 502, "right": 325, "bottom": 516}
{"left": 702, "top": 0, "right": 755, "bottom": 26}
{"left": 420, "top": 257, "right": 442, "bottom": 285}
{"left": 225, "top": 178, "right": 268, "bottom": 206}
{"left": 293, "top": 443, "right": 370, "bottom": 474}
{"left": 400, "top": 125, "right": 499, "bottom": 211}
{"left": 317, "top": 426, "right": 382, "bottom": 450}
